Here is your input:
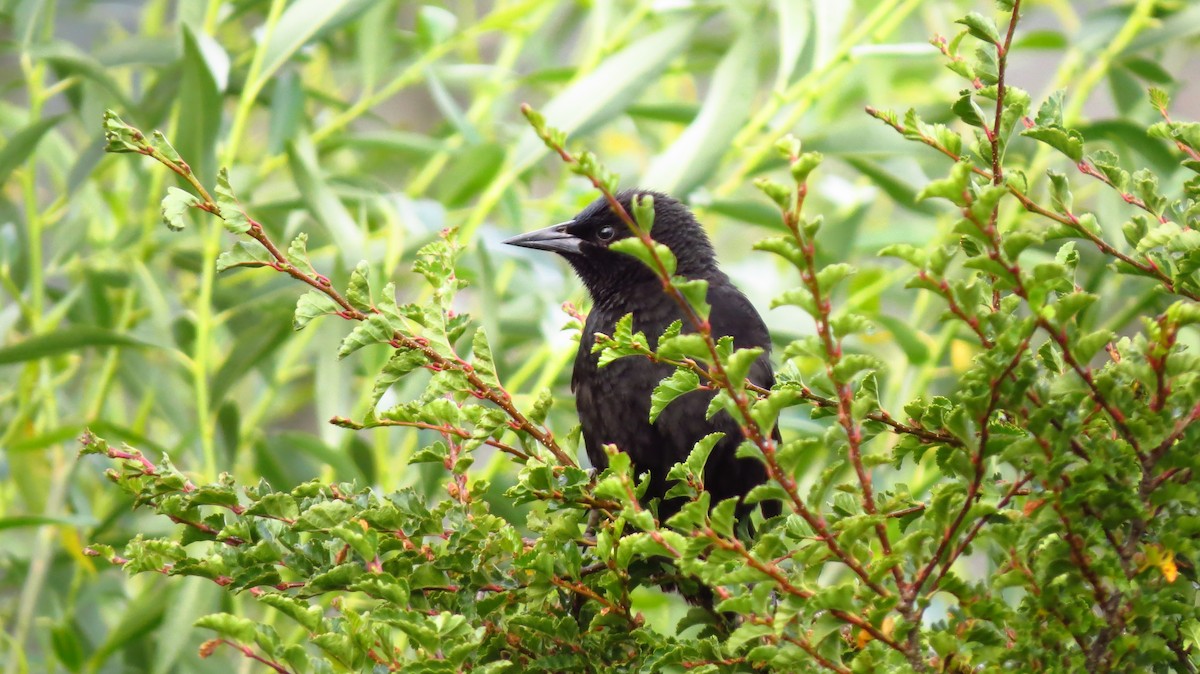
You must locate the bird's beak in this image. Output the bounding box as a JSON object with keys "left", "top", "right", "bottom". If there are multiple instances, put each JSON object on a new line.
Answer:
{"left": 502, "top": 221, "right": 582, "bottom": 255}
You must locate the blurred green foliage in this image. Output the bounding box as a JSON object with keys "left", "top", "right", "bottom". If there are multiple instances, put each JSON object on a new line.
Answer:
{"left": 2, "top": 0, "right": 1200, "bottom": 672}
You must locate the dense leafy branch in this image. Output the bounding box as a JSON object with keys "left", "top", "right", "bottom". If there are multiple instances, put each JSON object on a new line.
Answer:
{"left": 863, "top": 106, "right": 1200, "bottom": 302}
{"left": 82, "top": 2, "right": 1200, "bottom": 671}
{"left": 104, "top": 110, "right": 576, "bottom": 469}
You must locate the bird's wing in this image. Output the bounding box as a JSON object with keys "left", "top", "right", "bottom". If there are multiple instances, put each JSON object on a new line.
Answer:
{"left": 652, "top": 279, "right": 777, "bottom": 491}
{"left": 703, "top": 281, "right": 782, "bottom": 517}
{"left": 704, "top": 280, "right": 775, "bottom": 389}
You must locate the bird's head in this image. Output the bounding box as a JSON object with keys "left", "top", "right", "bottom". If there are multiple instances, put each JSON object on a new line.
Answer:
{"left": 504, "top": 190, "right": 719, "bottom": 304}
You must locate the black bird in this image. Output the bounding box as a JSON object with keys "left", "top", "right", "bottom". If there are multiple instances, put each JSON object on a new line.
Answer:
{"left": 504, "top": 190, "right": 780, "bottom": 522}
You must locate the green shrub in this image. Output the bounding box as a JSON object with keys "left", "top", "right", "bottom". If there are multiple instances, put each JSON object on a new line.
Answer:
{"left": 4, "top": 1, "right": 1200, "bottom": 672}
{"left": 80, "top": 2, "right": 1200, "bottom": 672}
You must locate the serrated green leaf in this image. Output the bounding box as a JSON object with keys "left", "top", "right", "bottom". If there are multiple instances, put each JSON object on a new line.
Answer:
{"left": 709, "top": 497, "right": 737, "bottom": 539}
{"left": 256, "top": 593, "right": 324, "bottom": 632}
{"left": 1022, "top": 126, "right": 1083, "bottom": 163}
{"left": 952, "top": 92, "right": 988, "bottom": 129}
{"left": 294, "top": 290, "right": 342, "bottom": 330}
{"left": 471, "top": 329, "right": 498, "bottom": 385}
{"left": 754, "top": 177, "right": 793, "bottom": 210}
{"left": 346, "top": 260, "right": 372, "bottom": 312}
{"left": 956, "top": 12, "right": 1002, "bottom": 44}
{"left": 918, "top": 160, "right": 973, "bottom": 205}
{"left": 216, "top": 168, "right": 250, "bottom": 234}
{"left": 791, "top": 151, "right": 823, "bottom": 184}
{"left": 684, "top": 433, "right": 722, "bottom": 479}
{"left": 1089, "top": 150, "right": 1129, "bottom": 192}
{"left": 770, "top": 288, "right": 816, "bottom": 314}
{"left": 528, "top": 388, "right": 553, "bottom": 425}
{"left": 1047, "top": 170, "right": 1073, "bottom": 215}
{"left": 1073, "top": 329, "right": 1113, "bottom": 362}
{"left": 149, "top": 130, "right": 181, "bottom": 164}
{"left": 816, "top": 263, "right": 855, "bottom": 294}
{"left": 295, "top": 500, "right": 357, "bottom": 531}
{"left": 285, "top": 232, "right": 311, "bottom": 271}
{"left": 161, "top": 187, "right": 200, "bottom": 231}
{"left": 631, "top": 193, "right": 655, "bottom": 234}
{"left": 1171, "top": 122, "right": 1200, "bottom": 153}
{"left": 609, "top": 238, "right": 676, "bottom": 278}
{"left": 723, "top": 348, "right": 763, "bottom": 392}
{"left": 1149, "top": 87, "right": 1170, "bottom": 112}
{"left": 195, "top": 613, "right": 256, "bottom": 643}
{"left": 657, "top": 333, "right": 710, "bottom": 362}
{"left": 650, "top": 368, "right": 700, "bottom": 423}
{"left": 216, "top": 242, "right": 273, "bottom": 271}
{"left": 671, "top": 277, "right": 710, "bottom": 321}
{"left": 244, "top": 492, "right": 299, "bottom": 521}
{"left": 832, "top": 353, "right": 882, "bottom": 382}
{"left": 102, "top": 109, "right": 143, "bottom": 153}
{"left": 338, "top": 313, "right": 394, "bottom": 359}
{"left": 370, "top": 349, "right": 428, "bottom": 406}
{"left": 878, "top": 244, "right": 927, "bottom": 267}
{"left": 1133, "top": 168, "right": 1167, "bottom": 216}
{"left": 1034, "top": 92, "right": 1065, "bottom": 128}
{"left": 753, "top": 236, "right": 805, "bottom": 267}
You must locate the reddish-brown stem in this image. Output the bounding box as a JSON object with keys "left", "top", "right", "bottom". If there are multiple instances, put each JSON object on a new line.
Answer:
{"left": 1148, "top": 466, "right": 1189, "bottom": 493}
{"left": 989, "top": 0, "right": 1021, "bottom": 185}
{"left": 1077, "top": 161, "right": 1169, "bottom": 224}
{"left": 1156, "top": 107, "right": 1200, "bottom": 163}
{"left": 778, "top": 159, "right": 901, "bottom": 591}
{"left": 167, "top": 515, "right": 245, "bottom": 546}
{"left": 703, "top": 527, "right": 905, "bottom": 654}
{"left": 926, "top": 473, "right": 1034, "bottom": 598}
{"left": 525, "top": 487, "right": 620, "bottom": 512}
{"left": 705, "top": 528, "right": 811, "bottom": 600}
{"left": 680, "top": 657, "right": 749, "bottom": 671}
{"left": 333, "top": 416, "right": 531, "bottom": 462}
{"left": 244, "top": 223, "right": 576, "bottom": 467}
{"left": 1038, "top": 319, "right": 1143, "bottom": 461}
{"left": 1054, "top": 503, "right": 1114, "bottom": 616}
{"left": 830, "top": 610, "right": 905, "bottom": 654}
{"left": 917, "top": 270, "right": 994, "bottom": 347}
{"left": 958, "top": 162, "right": 1144, "bottom": 469}
{"left": 869, "top": 409, "right": 960, "bottom": 446}
{"left": 548, "top": 576, "right": 639, "bottom": 628}
{"left": 1147, "top": 400, "right": 1200, "bottom": 466}
{"left": 777, "top": 632, "right": 853, "bottom": 674}
{"left": 203, "top": 640, "right": 294, "bottom": 674}
{"left": 1147, "top": 314, "right": 1177, "bottom": 414}
{"left": 886, "top": 503, "right": 927, "bottom": 519}
{"left": 1052, "top": 501, "right": 1126, "bottom": 670}
{"left": 911, "top": 336, "right": 1030, "bottom": 599}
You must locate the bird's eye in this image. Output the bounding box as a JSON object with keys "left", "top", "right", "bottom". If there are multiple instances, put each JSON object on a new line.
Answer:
{"left": 596, "top": 224, "right": 615, "bottom": 242}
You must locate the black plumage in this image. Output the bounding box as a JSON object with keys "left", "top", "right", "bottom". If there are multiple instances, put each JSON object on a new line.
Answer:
{"left": 505, "top": 190, "right": 780, "bottom": 522}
